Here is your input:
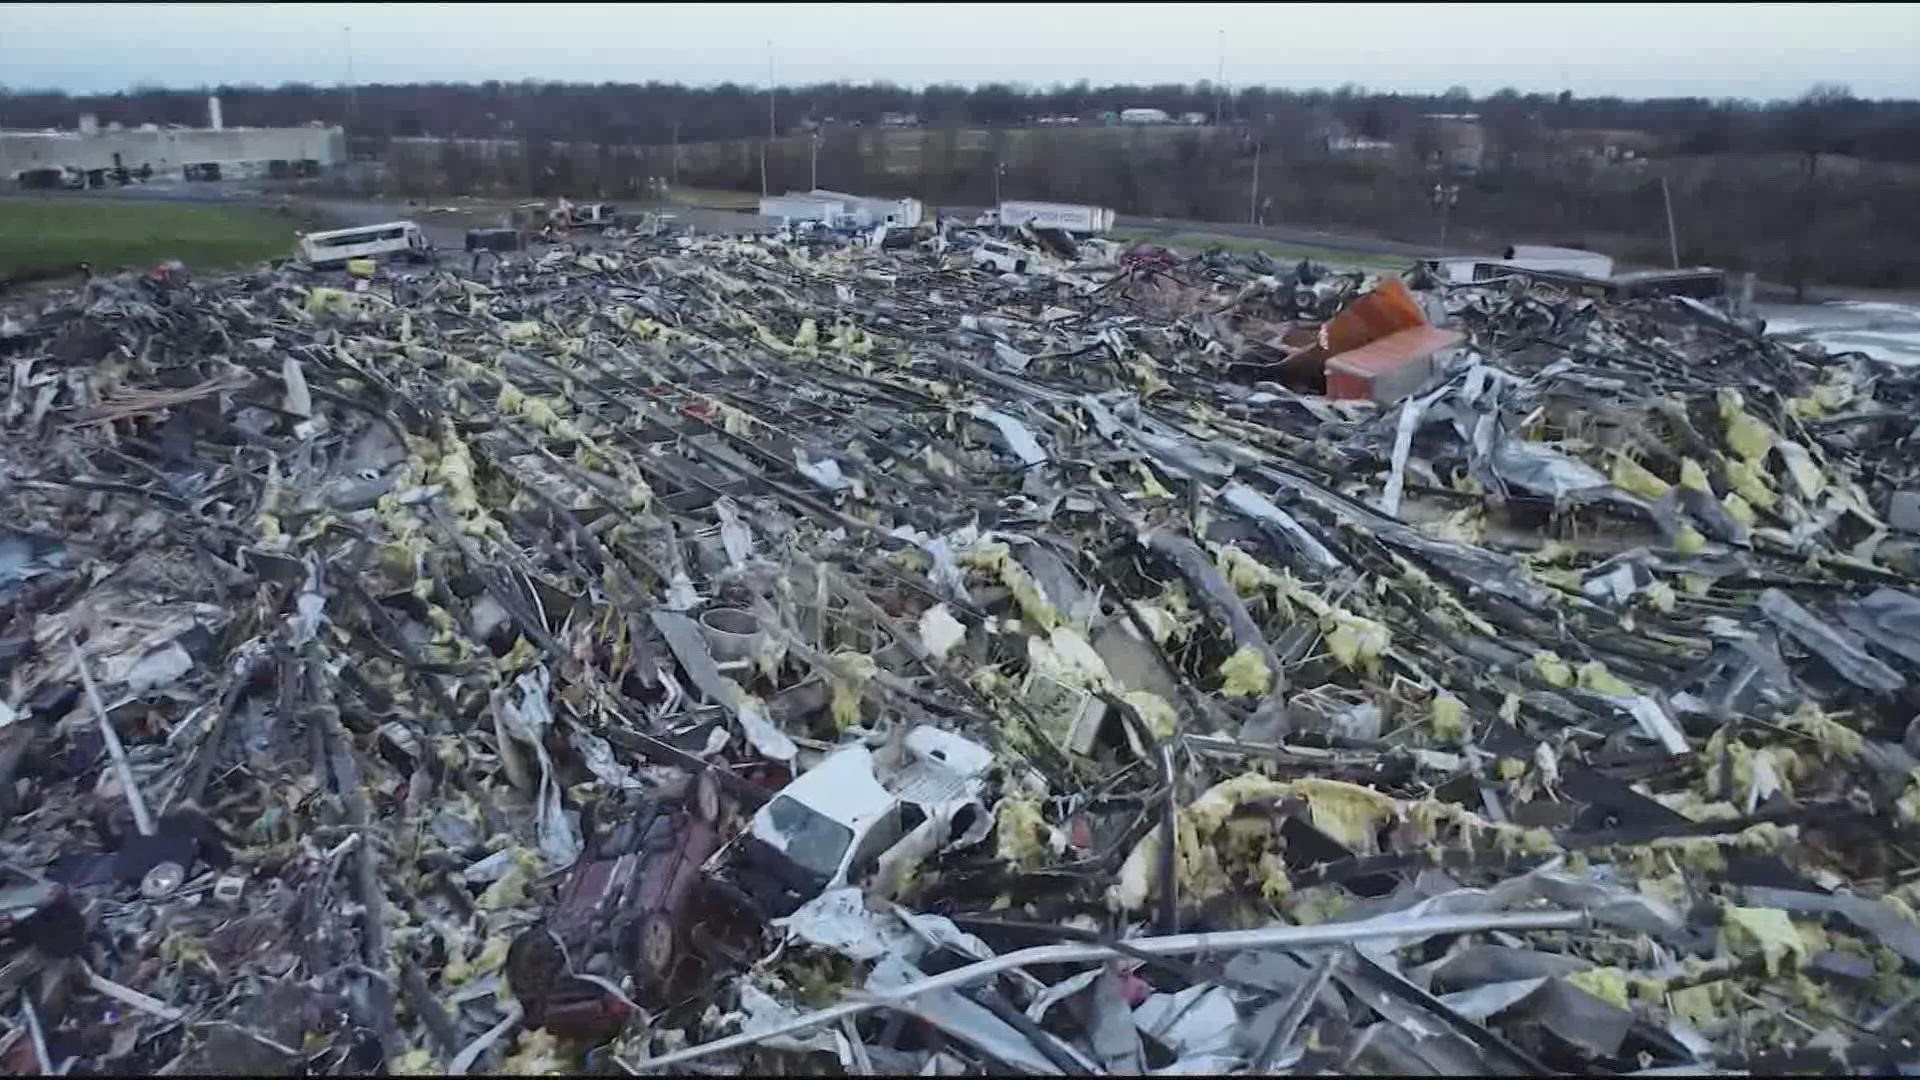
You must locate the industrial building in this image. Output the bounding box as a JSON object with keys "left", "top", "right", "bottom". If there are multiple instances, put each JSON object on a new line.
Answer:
{"left": 803, "top": 189, "right": 922, "bottom": 227}
{"left": 1419, "top": 113, "right": 1487, "bottom": 174}
{"left": 1, "top": 96, "right": 345, "bottom": 189}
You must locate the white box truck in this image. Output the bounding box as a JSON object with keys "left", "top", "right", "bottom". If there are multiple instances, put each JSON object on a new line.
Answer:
{"left": 978, "top": 201, "right": 1116, "bottom": 235}
{"left": 880, "top": 196, "right": 924, "bottom": 227}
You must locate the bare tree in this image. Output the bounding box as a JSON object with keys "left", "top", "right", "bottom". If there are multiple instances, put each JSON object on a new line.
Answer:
{"left": 1785, "top": 82, "right": 1856, "bottom": 300}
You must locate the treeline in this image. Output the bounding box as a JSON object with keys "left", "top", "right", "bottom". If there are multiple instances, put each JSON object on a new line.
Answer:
{"left": 6, "top": 77, "right": 1916, "bottom": 290}
{"left": 364, "top": 120, "right": 1917, "bottom": 292}
{"left": 4, "top": 78, "right": 1920, "bottom": 163}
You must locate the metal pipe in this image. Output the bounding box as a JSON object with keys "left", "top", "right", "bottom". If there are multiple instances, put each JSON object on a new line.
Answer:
{"left": 622, "top": 908, "right": 1588, "bottom": 1072}
{"left": 1253, "top": 948, "right": 1336, "bottom": 1071}
{"left": 70, "top": 638, "right": 155, "bottom": 837}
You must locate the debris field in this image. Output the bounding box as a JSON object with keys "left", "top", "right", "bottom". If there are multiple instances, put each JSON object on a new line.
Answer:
{"left": 4, "top": 228, "right": 1920, "bottom": 1075}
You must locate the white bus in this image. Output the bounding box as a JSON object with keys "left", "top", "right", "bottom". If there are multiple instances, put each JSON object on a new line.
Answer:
{"left": 295, "top": 221, "right": 434, "bottom": 268}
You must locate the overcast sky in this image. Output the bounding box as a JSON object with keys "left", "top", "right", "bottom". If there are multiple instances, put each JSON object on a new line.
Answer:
{"left": 3, "top": 2, "right": 1915, "bottom": 101}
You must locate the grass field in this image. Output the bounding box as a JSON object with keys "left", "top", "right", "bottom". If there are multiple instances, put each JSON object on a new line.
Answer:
{"left": 666, "top": 186, "right": 763, "bottom": 210}
{"left": 0, "top": 197, "right": 312, "bottom": 282}
{"left": 1108, "top": 227, "right": 1411, "bottom": 273}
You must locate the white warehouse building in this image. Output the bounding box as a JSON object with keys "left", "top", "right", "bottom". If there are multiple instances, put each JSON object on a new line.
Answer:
{"left": 803, "top": 189, "right": 923, "bottom": 227}
{"left": 758, "top": 189, "right": 924, "bottom": 229}
{"left": 1, "top": 96, "right": 346, "bottom": 188}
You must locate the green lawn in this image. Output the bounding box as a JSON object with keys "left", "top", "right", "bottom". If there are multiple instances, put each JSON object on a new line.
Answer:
{"left": 0, "top": 197, "right": 311, "bottom": 281}
{"left": 666, "top": 186, "right": 763, "bottom": 210}
{"left": 1108, "top": 227, "right": 1411, "bottom": 273}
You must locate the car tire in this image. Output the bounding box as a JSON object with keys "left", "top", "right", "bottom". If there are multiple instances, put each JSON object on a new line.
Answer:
{"left": 637, "top": 914, "right": 676, "bottom": 981}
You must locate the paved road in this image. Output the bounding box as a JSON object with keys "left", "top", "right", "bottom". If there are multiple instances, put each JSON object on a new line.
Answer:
{"left": 1758, "top": 299, "right": 1920, "bottom": 366}
{"left": 296, "top": 195, "right": 771, "bottom": 250}
{"left": 1110, "top": 215, "right": 1438, "bottom": 258}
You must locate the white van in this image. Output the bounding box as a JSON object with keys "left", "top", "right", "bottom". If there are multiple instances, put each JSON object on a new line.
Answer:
{"left": 972, "top": 240, "right": 1030, "bottom": 275}
{"left": 296, "top": 221, "right": 434, "bottom": 268}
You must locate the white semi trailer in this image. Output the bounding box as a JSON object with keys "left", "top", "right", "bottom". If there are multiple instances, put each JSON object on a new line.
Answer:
{"left": 975, "top": 201, "right": 1116, "bottom": 235}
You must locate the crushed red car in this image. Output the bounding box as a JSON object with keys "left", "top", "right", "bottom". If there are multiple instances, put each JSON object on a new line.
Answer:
{"left": 506, "top": 774, "right": 724, "bottom": 1037}
{"left": 1121, "top": 244, "right": 1177, "bottom": 273}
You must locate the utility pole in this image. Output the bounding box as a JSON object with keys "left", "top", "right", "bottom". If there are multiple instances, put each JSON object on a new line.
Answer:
{"left": 810, "top": 132, "right": 821, "bottom": 190}
{"left": 1660, "top": 175, "right": 1680, "bottom": 269}
{"left": 1432, "top": 182, "right": 1460, "bottom": 252}
{"left": 761, "top": 41, "right": 774, "bottom": 198}
{"left": 343, "top": 25, "right": 357, "bottom": 131}
{"left": 670, "top": 118, "right": 680, "bottom": 188}
{"left": 1248, "top": 138, "right": 1261, "bottom": 225}
{"left": 994, "top": 160, "right": 1005, "bottom": 206}
{"left": 1214, "top": 29, "right": 1224, "bottom": 126}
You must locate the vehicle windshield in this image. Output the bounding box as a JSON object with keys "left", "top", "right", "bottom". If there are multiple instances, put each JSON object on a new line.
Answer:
{"left": 312, "top": 226, "right": 407, "bottom": 248}
{"left": 762, "top": 795, "right": 855, "bottom": 882}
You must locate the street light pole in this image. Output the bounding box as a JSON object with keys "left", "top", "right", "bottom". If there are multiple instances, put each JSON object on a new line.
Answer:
{"left": 761, "top": 42, "right": 773, "bottom": 198}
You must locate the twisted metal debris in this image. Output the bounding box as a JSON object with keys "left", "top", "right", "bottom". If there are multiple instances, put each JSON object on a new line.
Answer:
{"left": 3, "top": 228, "right": 1920, "bottom": 1074}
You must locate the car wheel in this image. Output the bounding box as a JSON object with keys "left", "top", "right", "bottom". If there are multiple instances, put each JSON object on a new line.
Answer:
{"left": 637, "top": 914, "right": 676, "bottom": 980}
{"left": 693, "top": 770, "right": 723, "bottom": 824}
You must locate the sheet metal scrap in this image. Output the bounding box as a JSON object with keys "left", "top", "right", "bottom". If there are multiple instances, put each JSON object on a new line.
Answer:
{"left": 3, "top": 230, "right": 1920, "bottom": 1075}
